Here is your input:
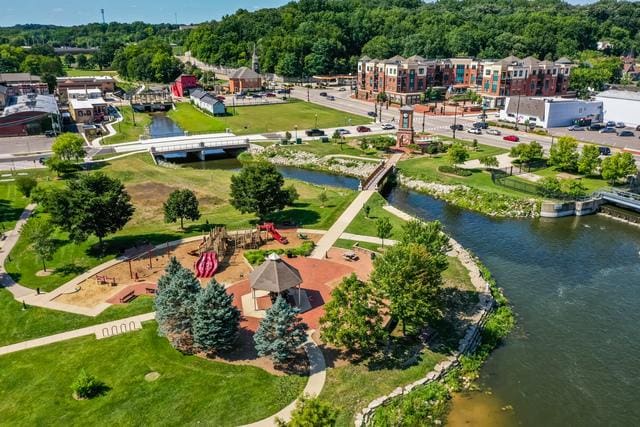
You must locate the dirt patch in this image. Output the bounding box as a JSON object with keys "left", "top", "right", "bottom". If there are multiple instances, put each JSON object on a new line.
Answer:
{"left": 144, "top": 371, "right": 161, "bottom": 382}
{"left": 36, "top": 269, "right": 53, "bottom": 277}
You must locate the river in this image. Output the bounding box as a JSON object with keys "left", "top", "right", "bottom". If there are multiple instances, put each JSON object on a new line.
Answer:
{"left": 148, "top": 114, "right": 185, "bottom": 138}
{"left": 185, "top": 159, "right": 640, "bottom": 426}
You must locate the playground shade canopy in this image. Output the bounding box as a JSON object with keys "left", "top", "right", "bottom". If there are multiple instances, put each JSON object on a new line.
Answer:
{"left": 250, "top": 253, "right": 302, "bottom": 293}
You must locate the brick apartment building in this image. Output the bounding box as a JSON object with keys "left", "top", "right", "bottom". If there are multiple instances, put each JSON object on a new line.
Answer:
{"left": 357, "top": 55, "right": 574, "bottom": 107}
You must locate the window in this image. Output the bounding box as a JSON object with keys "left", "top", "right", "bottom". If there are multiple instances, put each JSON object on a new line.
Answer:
{"left": 553, "top": 69, "right": 557, "bottom": 75}
{"left": 419, "top": 68, "right": 424, "bottom": 74}
{"left": 519, "top": 70, "right": 523, "bottom": 77}
{"left": 486, "top": 69, "right": 491, "bottom": 76}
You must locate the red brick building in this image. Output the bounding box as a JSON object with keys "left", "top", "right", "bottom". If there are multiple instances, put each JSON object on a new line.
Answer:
{"left": 228, "top": 67, "right": 262, "bottom": 93}
{"left": 170, "top": 74, "right": 198, "bottom": 98}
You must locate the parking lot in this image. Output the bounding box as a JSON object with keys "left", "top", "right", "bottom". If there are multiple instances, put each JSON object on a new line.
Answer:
{"left": 0, "top": 135, "right": 54, "bottom": 155}
{"left": 549, "top": 124, "right": 640, "bottom": 152}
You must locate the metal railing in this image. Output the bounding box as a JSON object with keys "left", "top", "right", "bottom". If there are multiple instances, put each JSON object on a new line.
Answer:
{"left": 151, "top": 138, "right": 249, "bottom": 153}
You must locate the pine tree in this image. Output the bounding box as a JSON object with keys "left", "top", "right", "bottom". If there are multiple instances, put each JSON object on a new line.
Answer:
{"left": 155, "top": 265, "right": 201, "bottom": 351}
{"left": 156, "top": 257, "right": 182, "bottom": 293}
{"left": 193, "top": 279, "right": 241, "bottom": 354}
{"left": 254, "top": 296, "right": 308, "bottom": 364}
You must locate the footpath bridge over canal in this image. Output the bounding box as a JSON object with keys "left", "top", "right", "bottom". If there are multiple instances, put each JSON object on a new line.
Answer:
{"left": 594, "top": 188, "right": 640, "bottom": 211}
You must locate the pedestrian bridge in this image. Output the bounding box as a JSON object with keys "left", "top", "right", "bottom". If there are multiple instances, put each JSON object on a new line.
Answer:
{"left": 594, "top": 188, "right": 640, "bottom": 212}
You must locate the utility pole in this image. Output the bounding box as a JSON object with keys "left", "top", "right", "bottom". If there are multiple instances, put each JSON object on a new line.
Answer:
{"left": 452, "top": 104, "right": 458, "bottom": 141}
{"left": 100, "top": 8, "right": 105, "bottom": 24}
{"left": 422, "top": 111, "right": 426, "bottom": 133}
{"left": 515, "top": 93, "right": 521, "bottom": 131}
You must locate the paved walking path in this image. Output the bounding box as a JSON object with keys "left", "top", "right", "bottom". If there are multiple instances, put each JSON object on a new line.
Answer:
{"left": 363, "top": 152, "right": 403, "bottom": 190}
{"left": 310, "top": 190, "right": 375, "bottom": 259}
{"left": 0, "top": 312, "right": 155, "bottom": 356}
{"left": 0, "top": 203, "right": 37, "bottom": 299}
{"left": 242, "top": 332, "right": 327, "bottom": 427}
{"left": 339, "top": 232, "right": 397, "bottom": 246}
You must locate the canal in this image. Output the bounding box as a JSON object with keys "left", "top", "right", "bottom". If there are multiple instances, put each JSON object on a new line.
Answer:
{"left": 184, "top": 159, "right": 640, "bottom": 426}
{"left": 148, "top": 113, "right": 185, "bottom": 139}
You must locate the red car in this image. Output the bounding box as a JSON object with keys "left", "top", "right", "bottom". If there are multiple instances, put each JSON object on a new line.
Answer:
{"left": 503, "top": 135, "right": 519, "bottom": 142}
{"left": 357, "top": 126, "right": 371, "bottom": 132}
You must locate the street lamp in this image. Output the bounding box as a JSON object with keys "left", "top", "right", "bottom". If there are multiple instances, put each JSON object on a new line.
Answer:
{"left": 452, "top": 103, "right": 458, "bottom": 141}
{"left": 314, "top": 113, "right": 318, "bottom": 129}
{"left": 514, "top": 93, "right": 521, "bottom": 131}
{"left": 422, "top": 111, "right": 426, "bottom": 133}
{"left": 294, "top": 125, "right": 298, "bottom": 141}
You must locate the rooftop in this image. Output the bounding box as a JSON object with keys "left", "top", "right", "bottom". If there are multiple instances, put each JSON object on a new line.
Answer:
{"left": 56, "top": 75, "right": 115, "bottom": 82}
{"left": 0, "top": 73, "right": 41, "bottom": 84}
{"left": 69, "top": 96, "right": 107, "bottom": 109}
{"left": 596, "top": 90, "right": 640, "bottom": 101}
{"left": 229, "top": 67, "right": 260, "bottom": 80}
{"left": 2, "top": 93, "right": 58, "bottom": 116}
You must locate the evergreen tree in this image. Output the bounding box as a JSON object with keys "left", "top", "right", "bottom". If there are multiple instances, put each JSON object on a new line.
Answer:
{"left": 156, "top": 256, "right": 182, "bottom": 293}
{"left": 320, "top": 274, "right": 385, "bottom": 353}
{"left": 193, "top": 279, "right": 241, "bottom": 354}
{"left": 254, "top": 296, "right": 308, "bottom": 364}
{"left": 277, "top": 396, "right": 338, "bottom": 427}
{"left": 155, "top": 266, "right": 201, "bottom": 351}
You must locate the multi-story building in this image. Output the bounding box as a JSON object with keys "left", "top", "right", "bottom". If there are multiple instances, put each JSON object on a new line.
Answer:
{"left": 0, "top": 73, "right": 49, "bottom": 96}
{"left": 56, "top": 76, "right": 116, "bottom": 98}
{"left": 357, "top": 55, "right": 574, "bottom": 107}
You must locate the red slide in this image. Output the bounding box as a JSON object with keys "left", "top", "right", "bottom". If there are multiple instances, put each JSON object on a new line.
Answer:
{"left": 259, "top": 222, "right": 289, "bottom": 244}
{"left": 195, "top": 252, "right": 219, "bottom": 278}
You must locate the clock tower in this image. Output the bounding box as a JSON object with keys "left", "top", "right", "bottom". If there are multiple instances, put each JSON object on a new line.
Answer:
{"left": 396, "top": 105, "right": 415, "bottom": 148}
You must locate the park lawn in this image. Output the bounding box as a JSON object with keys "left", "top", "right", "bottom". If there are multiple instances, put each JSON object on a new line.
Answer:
{"left": 168, "top": 101, "right": 369, "bottom": 135}
{"left": 64, "top": 68, "right": 118, "bottom": 77}
{"left": 0, "top": 291, "right": 155, "bottom": 346}
{"left": 345, "top": 192, "right": 407, "bottom": 240}
{"left": 533, "top": 166, "right": 608, "bottom": 192}
{"left": 279, "top": 139, "right": 381, "bottom": 158}
{"left": 0, "top": 181, "right": 30, "bottom": 231}
{"left": 6, "top": 155, "right": 357, "bottom": 290}
{"left": 0, "top": 323, "right": 306, "bottom": 426}
{"left": 102, "top": 106, "right": 152, "bottom": 145}
{"left": 333, "top": 239, "right": 382, "bottom": 253}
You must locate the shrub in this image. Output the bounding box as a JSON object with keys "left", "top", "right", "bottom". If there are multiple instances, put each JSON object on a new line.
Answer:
{"left": 438, "top": 165, "right": 472, "bottom": 176}
{"left": 244, "top": 241, "right": 315, "bottom": 265}
{"left": 71, "top": 370, "right": 107, "bottom": 399}
{"left": 15, "top": 176, "right": 38, "bottom": 198}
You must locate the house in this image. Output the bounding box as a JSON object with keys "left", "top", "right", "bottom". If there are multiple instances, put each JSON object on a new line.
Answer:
{"left": 56, "top": 76, "right": 115, "bottom": 97}
{"left": 228, "top": 67, "right": 262, "bottom": 93}
{"left": 190, "top": 89, "right": 226, "bottom": 115}
{"left": 68, "top": 96, "right": 108, "bottom": 124}
{"left": 170, "top": 74, "right": 198, "bottom": 97}
{"left": 595, "top": 89, "right": 640, "bottom": 127}
{"left": 0, "top": 93, "right": 60, "bottom": 136}
{"left": 499, "top": 97, "right": 603, "bottom": 129}
{"left": 0, "top": 72, "right": 49, "bottom": 95}
{"left": 622, "top": 55, "right": 640, "bottom": 81}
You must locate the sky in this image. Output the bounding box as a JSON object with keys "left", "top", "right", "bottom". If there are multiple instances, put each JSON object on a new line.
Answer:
{"left": 2, "top": 0, "right": 595, "bottom": 27}
{"left": 1, "top": 0, "right": 289, "bottom": 26}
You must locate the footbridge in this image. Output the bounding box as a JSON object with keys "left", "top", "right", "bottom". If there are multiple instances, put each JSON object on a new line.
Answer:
{"left": 594, "top": 188, "right": 640, "bottom": 212}
{"left": 361, "top": 153, "right": 403, "bottom": 191}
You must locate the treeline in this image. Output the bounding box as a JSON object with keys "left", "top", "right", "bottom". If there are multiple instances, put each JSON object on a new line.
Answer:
{"left": 185, "top": 0, "right": 640, "bottom": 77}
{"left": 112, "top": 38, "right": 182, "bottom": 83}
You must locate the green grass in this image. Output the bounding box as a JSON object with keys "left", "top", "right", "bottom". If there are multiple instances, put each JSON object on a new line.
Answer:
{"left": 0, "top": 323, "right": 306, "bottom": 426}
{"left": 6, "top": 154, "right": 357, "bottom": 290}
{"left": 0, "top": 182, "right": 30, "bottom": 230}
{"left": 345, "top": 192, "right": 407, "bottom": 240}
{"left": 532, "top": 166, "right": 608, "bottom": 193}
{"left": 442, "top": 256, "right": 473, "bottom": 292}
{"left": 333, "top": 239, "right": 381, "bottom": 252}
{"left": 168, "top": 100, "right": 370, "bottom": 136}
{"left": 102, "top": 106, "right": 152, "bottom": 145}
{"left": 64, "top": 68, "right": 118, "bottom": 77}
{"left": 0, "top": 290, "right": 155, "bottom": 346}
{"left": 278, "top": 139, "right": 381, "bottom": 158}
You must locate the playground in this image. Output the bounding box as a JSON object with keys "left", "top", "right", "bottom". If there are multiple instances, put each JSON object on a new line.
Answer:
{"left": 53, "top": 226, "right": 323, "bottom": 310}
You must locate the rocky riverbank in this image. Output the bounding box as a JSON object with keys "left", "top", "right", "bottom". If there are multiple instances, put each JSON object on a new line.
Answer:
{"left": 398, "top": 174, "right": 540, "bottom": 218}
{"left": 249, "top": 144, "right": 380, "bottom": 179}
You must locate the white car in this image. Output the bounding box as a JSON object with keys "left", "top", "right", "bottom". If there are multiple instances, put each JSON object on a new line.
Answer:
{"left": 381, "top": 123, "right": 395, "bottom": 130}
{"left": 486, "top": 129, "right": 501, "bottom": 136}
{"left": 467, "top": 128, "right": 481, "bottom": 135}
{"left": 336, "top": 128, "right": 350, "bottom": 135}
{"left": 615, "top": 122, "right": 626, "bottom": 128}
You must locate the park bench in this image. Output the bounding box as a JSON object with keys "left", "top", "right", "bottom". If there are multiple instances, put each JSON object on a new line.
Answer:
{"left": 95, "top": 275, "right": 116, "bottom": 286}
{"left": 145, "top": 287, "right": 156, "bottom": 294}
{"left": 297, "top": 233, "right": 308, "bottom": 240}
{"left": 119, "top": 290, "right": 136, "bottom": 303}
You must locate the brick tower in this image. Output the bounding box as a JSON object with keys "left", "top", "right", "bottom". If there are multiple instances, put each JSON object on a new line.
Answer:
{"left": 396, "top": 105, "right": 415, "bottom": 148}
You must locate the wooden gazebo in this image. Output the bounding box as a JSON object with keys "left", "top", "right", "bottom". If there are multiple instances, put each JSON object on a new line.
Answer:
{"left": 249, "top": 253, "right": 303, "bottom": 310}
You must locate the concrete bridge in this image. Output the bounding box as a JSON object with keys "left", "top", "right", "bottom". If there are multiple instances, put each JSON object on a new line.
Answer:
{"left": 149, "top": 137, "right": 250, "bottom": 162}
{"left": 594, "top": 188, "right": 640, "bottom": 212}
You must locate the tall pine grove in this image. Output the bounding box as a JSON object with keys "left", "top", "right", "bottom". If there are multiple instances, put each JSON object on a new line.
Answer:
{"left": 193, "top": 279, "right": 241, "bottom": 354}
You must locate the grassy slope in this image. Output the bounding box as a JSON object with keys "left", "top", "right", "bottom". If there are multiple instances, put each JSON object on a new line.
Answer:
{"left": 344, "top": 192, "right": 407, "bottom": 240}
{"left": 0, "top": 291, "right": 154, "bottom": 346}
{"left": 102, "top": 106, "right": 152, "bottom": 145}
{"left": 0, "top": 182, "right": 30, "bottom": 230}
{"left": 0, "top": 323, "right": 306, "bottom": 426}
{"left": 278, "top": 139, "right": 381, "bottom": 158}
{"left": 6, "top": 155, "right": 356, "bottom": 291}
{"left": 168, "top": 101, "right": 370, "bottom": 136}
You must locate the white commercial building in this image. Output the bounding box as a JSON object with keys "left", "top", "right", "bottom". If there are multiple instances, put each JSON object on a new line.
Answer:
{"left": 500, "top": 96, "right": 603, "bottom": 128}
{"left": 595, "top": 90, "right": 640, "bottom": 127}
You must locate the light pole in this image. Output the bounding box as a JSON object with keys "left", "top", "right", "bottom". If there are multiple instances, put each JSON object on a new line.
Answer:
{"left": 294, "top": 125, "right": 298, "bottom": 141}
{"left": 452, "top": 103, "right": 458, "bottom": 141}
{"left": 314, "top": 113, "right": 318, "bottom": 129}
{"left": 514, "top": 93, "right": 521, "bottom": 131}
{"left": 422, "top": 111, "right": 426, "bottom": 133}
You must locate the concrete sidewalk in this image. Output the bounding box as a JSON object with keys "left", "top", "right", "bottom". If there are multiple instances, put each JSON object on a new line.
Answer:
{"left": 0, "top": 203, "right": 37, "bottom": 299}
{"left": 0, "top": 312, "right": 155, "bottom": 356}
{"left": 310, "top": 190, "right": 375, "bottom": 259}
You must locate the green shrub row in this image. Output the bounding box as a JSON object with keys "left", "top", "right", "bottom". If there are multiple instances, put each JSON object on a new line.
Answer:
{"left": 437, "top": 165, "right": 472, "bottom": 176}
{"left": 244, "top": 241, "right": 315, "bottom": 265}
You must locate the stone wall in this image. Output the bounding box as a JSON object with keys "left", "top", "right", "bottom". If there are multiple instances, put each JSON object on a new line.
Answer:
{"left": 355, "top": 237, "right": 496, "bottom": 427}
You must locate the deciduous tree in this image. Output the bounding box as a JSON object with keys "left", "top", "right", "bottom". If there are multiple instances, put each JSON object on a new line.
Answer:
{"left": 447, "top": 142, "right": 469, "bottom": 169}
{"left": 51, "top": 133, "right": 85, "bottom": 161}
{"left": 375, "top": 217, "right": 393, "bottom": 248}
{"left": 549, "top": 137, "right": 579, "bottom": 172}
{"left": 577, "top": 144, "right": 602, "bottom": 176}
{"left": 163, "top": 189, "right": 200, "bottom": 229}
{"left": 277, "top": 396, "right": 338, "bottom": 427}
{"left": 602, "top": 152, "right": 638, "bottom": 184}
{"left": 15, "top": 176, "right": 37, "bottom": 198}
{"left": 21, "top": 216, "right": 56, "bottom": 272}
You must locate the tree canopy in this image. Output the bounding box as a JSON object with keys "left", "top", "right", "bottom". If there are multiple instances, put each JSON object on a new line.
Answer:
{"left": 163, "top": 189, "right": 200, "bottom": 229}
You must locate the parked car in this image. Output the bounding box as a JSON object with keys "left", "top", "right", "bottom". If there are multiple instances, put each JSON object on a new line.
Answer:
{"left": 305, "top": 129, "right": 325, "bottom": 137}
{"left": 44, "top": 130, "right": 57, "bottom": 137}
{"left": 251, "top": 94, "right": 262, "bottom": 98}
{"left": 357, "top": 125, "right": 371, "bottom": 132}
{"left": 618, "top": 130, "right": 635, "bottom": 137}
{"left": 615, "top": 122, "right": 626, "bottom": 128}
{"left": 467, "top": 128, "right": 481, "bottom": 135}
{"left": 636, "top": 124, "right": 640, "bottom": 131}
{"left": 589, "top": 124, "right": 604, "bottom": 131}
{"left": 216, "top": 95, "right": 226, "bottom": 101}
{"left": 381, "top": 123, "right": 395, "bottom": 130}
{"left": 265, "top": 93, "right": 276, "bottom": 97}
{"left": 473, "top": 122, "right": 489, "bottom": 129}
{"left": 599, "top": 146, "right": 611, "bottom": 156}
{"left": 487, "top": 129, "right": 501, "bottom": 136}
{"left": 606, "top": 121, "right": 616, "bottom": 127}
{"left": 367, "top": 111, "right": 377, "bottom": 117}
{"left": 503, "top": 135, "right": 520, "bottom": 142}
{"left": 338, "top": 87, "right": 347, "bottom": 91}
{"left": 235, "top": 94, "right": 245, "bottom": 99}
{"left": 600, "top": 127, "right": 616, "bottom": 133}
{"left": 450, "top": 124, "right": 463, "bottom": 131}
{"left": 326, "top": 95, "right": 335, "bottom": 101}
{"left": 568, "top": 125, "right": 584, "bottom": 131}
{"left": 319, "top": 92, "right": 328, "bottom": 97}
{"left": 336, "top": 128, "right": 350, "bottom": 135}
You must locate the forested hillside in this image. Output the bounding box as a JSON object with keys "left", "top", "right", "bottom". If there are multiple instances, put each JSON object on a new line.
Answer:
{"left": 185, "top": 0, "right": 640, "bottom": 76}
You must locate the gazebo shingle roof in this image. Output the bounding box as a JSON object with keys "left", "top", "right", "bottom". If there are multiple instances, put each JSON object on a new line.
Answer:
{"left": 250, "top": 253, "right": 302, "bottom": 293}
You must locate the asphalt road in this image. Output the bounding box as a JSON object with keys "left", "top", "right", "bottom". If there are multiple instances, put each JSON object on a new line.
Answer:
{"left": 0, "top": 135, "right": 54, "bottom": 156}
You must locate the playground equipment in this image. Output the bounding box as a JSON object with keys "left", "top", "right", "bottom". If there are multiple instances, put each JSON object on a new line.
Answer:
{"left": 259, "top": 222, "right": 289, "bottom": 245}
{"left": 197, "top": 226, "right": 228, "bottom": 255}
{"left": 195, "top": 251, "right": 219, "bottom": 278}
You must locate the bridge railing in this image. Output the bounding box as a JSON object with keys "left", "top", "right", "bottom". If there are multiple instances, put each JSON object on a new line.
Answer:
{"left": 151, "top": 138, "right": 250, "bottom": 153}
{"left": 362, "top": 161, "right": 387, "bottom": 190}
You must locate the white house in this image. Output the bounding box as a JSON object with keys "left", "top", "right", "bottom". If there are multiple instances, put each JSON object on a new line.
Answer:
{"left": 190, "top": 88, "right": 226, "bottom": 116}
{"left": 499, "top": 96, "right": 603, "bottom": 128}
{"left": 594, "top": 90, "right": 640, "bottom": 127}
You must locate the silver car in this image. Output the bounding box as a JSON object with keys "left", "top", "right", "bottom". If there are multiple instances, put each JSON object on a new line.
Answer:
{"left": 600, "top": 127, "right": 616, "bottom": 133}
{"left": 486, "top": 129, "right": 501, "bottom": 136}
